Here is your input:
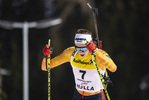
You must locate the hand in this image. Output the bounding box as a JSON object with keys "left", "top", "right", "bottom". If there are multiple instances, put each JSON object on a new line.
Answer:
{"left": 86, "top": 42, "right": 97, "bottom": 53}
{"left": 42, "top": 44, "right": 52, "bottom": 56}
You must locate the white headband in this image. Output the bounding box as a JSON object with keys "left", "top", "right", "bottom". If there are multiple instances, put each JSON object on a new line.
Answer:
{"left": 74, "top": 34, "right": 92, "bottom": 44}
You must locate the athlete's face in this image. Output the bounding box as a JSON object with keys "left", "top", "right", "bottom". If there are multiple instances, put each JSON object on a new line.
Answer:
{"left": 75, "top": 43, "right": 89, "bottom": 58}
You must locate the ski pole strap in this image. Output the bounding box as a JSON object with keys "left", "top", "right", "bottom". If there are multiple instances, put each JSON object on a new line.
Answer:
{"left": 91, "top": 54, "right": 110, "bottom": 100}
{"left": 99, "top": 40, "right": 102, "bottom": 49}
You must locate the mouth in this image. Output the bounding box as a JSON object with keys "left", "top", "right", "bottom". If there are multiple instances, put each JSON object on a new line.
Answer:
{"left": 80, "top": 54, "right": 85, "bottom": 57}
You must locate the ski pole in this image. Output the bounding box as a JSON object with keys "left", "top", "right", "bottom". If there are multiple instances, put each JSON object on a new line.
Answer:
{"left": 92, "top": 54, "right": 111, "bottom": 100}
{"left": 47, "top": 39, "right": 51, "bottom": 100}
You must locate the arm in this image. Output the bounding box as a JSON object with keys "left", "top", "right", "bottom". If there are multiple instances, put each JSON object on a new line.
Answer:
{"left": 86, "top": 41, "right": 117, "bottom": 72}
{"left": 41, "top": 47, "right": 75, "bottom": 71}
{"left": 94, "top": 49, "right": 117, "bottom": 72}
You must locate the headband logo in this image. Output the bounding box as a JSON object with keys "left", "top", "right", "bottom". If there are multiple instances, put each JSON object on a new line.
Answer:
{"left": 74, "top": 34, "right": 92, "bottom": 44}
{"left": 75, "top": 38, "right": 86, "bottom": 42}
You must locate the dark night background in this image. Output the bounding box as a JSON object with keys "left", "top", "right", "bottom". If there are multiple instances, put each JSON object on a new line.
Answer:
{"left": 0, "top": 0, "right": 149, "bottom": 100}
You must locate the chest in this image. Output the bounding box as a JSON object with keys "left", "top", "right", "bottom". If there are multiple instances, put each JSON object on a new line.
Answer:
{"left": 71, "top": 53, "right": 96, "bottom": 69}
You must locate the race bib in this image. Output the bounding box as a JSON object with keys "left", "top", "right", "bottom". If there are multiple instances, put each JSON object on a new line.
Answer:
{"left": 70, "top": 52, "right": 104, "bottom": 93}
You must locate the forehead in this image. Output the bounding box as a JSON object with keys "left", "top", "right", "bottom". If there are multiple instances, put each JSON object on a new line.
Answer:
{"left": 75, "top": 43, "right": 86, "bottom": 47}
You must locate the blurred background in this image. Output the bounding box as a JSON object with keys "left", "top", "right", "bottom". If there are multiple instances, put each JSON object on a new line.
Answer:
{"left": 0, "top": 0, "right": 149, "bottom": 100}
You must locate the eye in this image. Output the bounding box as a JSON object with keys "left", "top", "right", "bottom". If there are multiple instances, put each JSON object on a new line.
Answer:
{"left": 76, "top": 47, "right": 87, "bottom": 52}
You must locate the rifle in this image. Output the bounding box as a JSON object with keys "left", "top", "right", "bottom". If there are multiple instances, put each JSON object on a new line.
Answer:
{"left": 87, "top": 3, "right": 112, "bottom": 100}
{"left": 87, "top": 3, "right": 102, "bottom": 49}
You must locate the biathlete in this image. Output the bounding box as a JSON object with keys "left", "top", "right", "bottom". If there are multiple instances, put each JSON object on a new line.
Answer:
{"left": 41, "top": 29, "right": 117, "bottom": 100}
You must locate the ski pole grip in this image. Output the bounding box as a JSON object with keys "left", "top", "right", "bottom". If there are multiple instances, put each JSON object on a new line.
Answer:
{"left": 48, "top": 39, "right": 51, "bottom": 47}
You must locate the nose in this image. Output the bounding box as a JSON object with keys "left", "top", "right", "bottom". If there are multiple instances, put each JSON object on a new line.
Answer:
{"left": 79, "top": 50, "right": 84, "bottom": 53}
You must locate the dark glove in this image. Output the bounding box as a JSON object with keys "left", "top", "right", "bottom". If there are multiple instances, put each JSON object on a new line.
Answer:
{"left": 103, "top": 75, "right": 113, "bottom": 86}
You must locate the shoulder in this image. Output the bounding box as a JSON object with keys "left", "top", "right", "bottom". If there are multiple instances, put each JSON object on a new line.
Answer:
{"left": 95, "top": 49, "right": 106, "bottom": 54}
{"left": 64, "top": 46, "right": 76, "bottom": 52}
{"left": 62, "top": 46, "right": 76, "bottom": 56}
{"left": 94, "top": 49, "right": 109, "bottom": 55}
{"left": 96, "top": 49, "right": 111, "bottom": 58}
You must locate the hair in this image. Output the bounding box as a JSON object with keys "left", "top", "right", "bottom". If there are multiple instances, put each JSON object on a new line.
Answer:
{"left": 75, "top": 29, "right": 99, "bottom": 47}
{"left": 75, "top": 29, "right": 92, "bottom": 37}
